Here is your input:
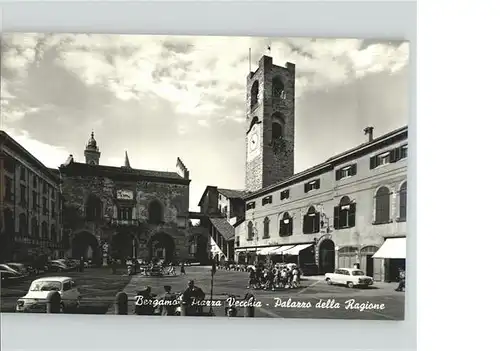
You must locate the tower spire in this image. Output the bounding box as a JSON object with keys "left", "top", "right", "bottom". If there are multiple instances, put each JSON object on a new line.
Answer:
{"left": 124, "top": 151, "right": 131, "bottom": 168}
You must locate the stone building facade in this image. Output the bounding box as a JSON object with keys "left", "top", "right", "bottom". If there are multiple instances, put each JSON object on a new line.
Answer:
{"left": 0, "top": 131, "right": 64, "bottom": 263}
{"left": 57, "top": 132, "right": 196, "bottom": 264}
{"left": 236, "top": 126, "right": 408, "bottom": 281}
{"left": 231, "top": 55, "right": 408, "bottom": 282}
{"left": 245, "top": 55, "right": 295, "bottom": 192}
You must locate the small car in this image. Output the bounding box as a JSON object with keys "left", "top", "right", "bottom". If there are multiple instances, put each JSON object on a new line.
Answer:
{"left": 325, "top": 268, "right": 374, "bottom": 288}
{"left": 16, "top": 276, "right": 81, "bottom": 313}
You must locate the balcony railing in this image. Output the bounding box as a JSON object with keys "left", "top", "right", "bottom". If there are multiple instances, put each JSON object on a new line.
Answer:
{"left": 110, "top": 218, "right": 139, "bottom": 226}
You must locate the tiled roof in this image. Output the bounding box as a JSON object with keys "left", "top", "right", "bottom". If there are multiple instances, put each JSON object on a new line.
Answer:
{"left": 209, "top": 217, "right": 235, "bottom": 240}
{"left": 218, "top": 188, "right": 248, "bottom": 199}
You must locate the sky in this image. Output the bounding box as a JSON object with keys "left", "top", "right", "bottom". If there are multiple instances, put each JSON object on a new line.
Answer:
{"left": 0, "top": 33, "right": 409, "bottom": 212}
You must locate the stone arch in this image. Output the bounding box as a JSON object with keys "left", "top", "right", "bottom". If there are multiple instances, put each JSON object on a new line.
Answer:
{"left": 272, "top": 76, "right": 285, "bottom": 98}
{"left": 85, "top": 193, "right": 102, "bottom": 221}
{"left": 111, "top": 231, "right": 139, "bottom": 260}
{"left": 148, "top": 232, "right": 176, "bottom": 262}
{"left": 71, "top": 231, "right": 100, "bottom": 262}
{"left": 188, "top": 232, "right": 210, "bottom": 264}
{"left": 148, "top": 199, "right": 164, "bottom": 224}
{"left": 271, "top": 112, "right": 285, "bottom": 140}
{"left": 318, "top": 237, "right": 336, "bottom": 274}
{"left": 263, "top": 216, "right": 270, "bottom": 238}
{"left": 250, "top": 80, "right": 259, "bottom": 109}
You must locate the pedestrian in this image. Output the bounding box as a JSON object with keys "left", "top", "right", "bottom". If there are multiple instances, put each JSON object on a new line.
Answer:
{"left": 180, "top": 262, "right": 186, "bottom": 275}
{"left": 79, "top": 256, "right": 84, "bottom": 272}
{"left": 247, "top": 268, "right": 256, "bottom": 289}
{"left": 182, "top": 280, "right": 205, "bottom": 316}
{"left": 395, "top": 268, "right": 406, "bottom": 291}
{"left": 159, "top": 285, "right": 176, "bottom": 316}
{"left": 292, "top": 267, "right": 299, "bottom": 288}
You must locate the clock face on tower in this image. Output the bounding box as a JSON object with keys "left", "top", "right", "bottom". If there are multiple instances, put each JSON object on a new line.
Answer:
{"left": 247, "top": 126, "right": 261, "bottom": 161}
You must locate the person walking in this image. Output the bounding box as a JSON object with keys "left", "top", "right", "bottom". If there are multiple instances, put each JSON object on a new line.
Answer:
{"left": 180, "top": 262, "right": 186, "bottom": 275}
{"left": 395, "top": 268, "right": 406, "bottom": 291}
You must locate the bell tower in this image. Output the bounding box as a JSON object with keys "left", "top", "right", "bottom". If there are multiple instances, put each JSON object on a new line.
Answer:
{"left": 84, "top": 131, "right": 101, "bottom": 165}
{"left": 245, "top": 55, "right": 295, "bottom": 192}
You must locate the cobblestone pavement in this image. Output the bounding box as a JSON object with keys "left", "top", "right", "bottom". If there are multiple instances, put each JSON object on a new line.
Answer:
{"left": 112, "top": 266, "right": 405, "bottom": 320}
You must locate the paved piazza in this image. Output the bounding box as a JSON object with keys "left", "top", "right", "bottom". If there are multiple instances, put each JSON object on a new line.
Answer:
{"left": 113, "top": 266, "right": 405, "bottom": 320}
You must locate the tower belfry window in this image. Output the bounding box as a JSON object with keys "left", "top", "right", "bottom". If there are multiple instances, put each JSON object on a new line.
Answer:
{"left": 272, "top": 76, "right": 285, "bottom": 99}
{"left": 250, "top": 81, "right": 259, "bottom": 110}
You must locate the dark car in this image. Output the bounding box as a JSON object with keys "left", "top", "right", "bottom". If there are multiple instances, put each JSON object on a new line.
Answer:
{"left": 46, "top": 260, "right": 70, "bottom": 272}
{"left": 0, "top": 264, "right": 24, "bottom": 286}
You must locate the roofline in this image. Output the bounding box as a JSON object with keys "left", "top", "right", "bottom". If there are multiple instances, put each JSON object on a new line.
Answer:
{"left": 197, "top": 185, "right": 218, "bottom": 207}
{"left": 243, "top": 125, "right": 408, "bottom": 200}
{"left": 0, "top": 130, "right": 61, "bottom": 183}
{"left": 59, "top": 162, "right": 190, "bottom": 185}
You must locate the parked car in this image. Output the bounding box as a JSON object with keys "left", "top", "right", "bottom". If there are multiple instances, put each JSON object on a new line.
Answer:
{"left": 46, "top": 260, "right": 70, "bottom": 272}
{"left": 0, "top": 264, "right": 24, "bottom": 285}
{"left": 16, "top": 276, "right": 81, "bottom": 313}
{"left": 6, "top": 262, "right": 31, "bottom": 276}
{"left": 325, "top": 268, "right": 374, "bottom": 288}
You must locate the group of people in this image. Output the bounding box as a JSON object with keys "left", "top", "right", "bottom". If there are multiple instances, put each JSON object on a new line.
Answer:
{"left": 248, "top": 264, "right": 301, "bottom": 290}
{"left": 134, "top": 279, "right": 206, "bottom": 316}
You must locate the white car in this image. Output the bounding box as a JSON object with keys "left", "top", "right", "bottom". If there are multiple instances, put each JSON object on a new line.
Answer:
{"left": 325, "top": 268, "right": 374, "bottom": 288}
{"left": 16, "top": 276, "right": 81, "bottom": 313}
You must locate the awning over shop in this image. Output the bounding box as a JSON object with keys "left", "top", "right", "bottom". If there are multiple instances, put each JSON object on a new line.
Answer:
{"left": 256, "top": 246, "right": 281, "bottom": 255}
{"left": 235, "top": 248, "right": 257, "bottom": 252}
{"left": 281, "top": 243, "right": 313, "bottom": 255}
{"left": 372, "top": 238, "right": 406, "bottom": 259}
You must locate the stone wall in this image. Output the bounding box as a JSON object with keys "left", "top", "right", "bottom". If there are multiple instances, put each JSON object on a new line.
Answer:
{"left": 61, "top": 174, "right": 192, "bottom": 260}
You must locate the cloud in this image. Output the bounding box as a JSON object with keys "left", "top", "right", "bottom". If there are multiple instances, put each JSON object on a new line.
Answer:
{"left": 2, "top": 127, "right": 70, "bottom": 168}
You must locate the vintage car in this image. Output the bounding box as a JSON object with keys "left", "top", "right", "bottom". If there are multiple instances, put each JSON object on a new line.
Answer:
{"left": 0, "top": 264, "right": 24, "bottom": 285}
{"left": 325, "top": 268, "right": 374, "bottom": 288}
{"left": 16, "top": 276, "right": 81, "bottom": 313}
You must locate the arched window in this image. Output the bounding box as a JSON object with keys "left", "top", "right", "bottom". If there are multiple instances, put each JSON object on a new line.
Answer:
{"left": 19, "top": 213, "right": 28, "bottom": 237}
{"left": 303, "top": 206, "right": 320, "bottom": 234}
{"left": 148, "top": 199, "right": 163, "bottom": 224}
{"left": 263, "top": 217, "right": 270, "bottom": 238}
{"left": 272, "top": 76, "right": 285, "bottom": 98}
{"left": 247, "top": 221, "right": 254, "bottom": 240}
{"left": 271, "top": 112, "right": 285, "bottom": 140}
{"left": 250, "top": 81, "right": 259, "bottom": 109}
{"left": 41, "top": 221, "right": 48, "bottom": 239}
{"left": 31, "top": 217, "right": 39, "bottom": 238}
{"left": 51, "top": 224, "right": 57, "bottom": 242}
{"left": 334, "top": 196, "right": 356, "bottom": 229}
{"left": 85, "top": 194, "right": 102, "bottom": 221}
{"left": 279, "top": 212, "right": 293, "bottom": 237}
{"left": 399, "top": 182, "right": 407, "bottom": 221}
{"left": 374, "top": 187, "right": 391, "bottom": 223}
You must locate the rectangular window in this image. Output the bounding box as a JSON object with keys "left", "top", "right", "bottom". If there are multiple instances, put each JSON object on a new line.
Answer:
{"left": 33, "top": 176, "right": 38, "bottom": 189}
{"left": 43, "top": 198, "right": 48, "bottom": 215}
{"left": 304, "top": 179, "right": 320, "bottom": 193}
{"left": 51, "top": 201, "right": 56, "bottom": 218}
{"left": 118, "top": 207, "right": 133, "bottom": 220}
{"left": 246, "top": 201, "right": 256, "bottom": 210}
{"left": 4, "top": 176, "right": 14, "bottom": 202}
{"left": 20, "top": 166, "right": 26, "bottom": 181}
{"left": 20, "top": 185, "right": 27, "bottom": 207}
{"left": 370, "top": 152, "right": 391, "bottom": 169}
{"left": 280, "top": 189, "right": 290, "bottom": 200}
{"left": 335, "top": 164, "right": 357, "bottom": 180}
{"left": 43, "top": 182, "right": 48, "bottom": 194}
{"left": 262, "top": 195, "right": 273, "bottom": 206}
{"left": 400, "top": 144, "right": 408, "bottom": 159}
{"left": 32, "top": 191, "right": 37, "bottom": 210}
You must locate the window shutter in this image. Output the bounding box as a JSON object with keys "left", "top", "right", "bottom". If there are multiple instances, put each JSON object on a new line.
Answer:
{"left": 351, "top": 164, "right": 357, "bottom": 176}
{"left": 288, "top": 218, "right": 293, "bottom": 235}
{"left": 314, "top": 214, "right": 320, "bottom": 232}
{"left": 304, "top": 183, "right": 309, "bottom": 193}
{"left": 333, "top": 206, "right": 340, "bottom": 229}
{"left": 389, "top": 149, "right": 396, "bottom": 163}
{"left": 316, "top": 179, "right": 321, "bottom": 189}
{"left": 348, "top": 203, "right": 356, "bottom": 227}
{"left": 302, "top": 215, "right": 308, "bottom": 234}
{"left": 279, "top": 221, "right": 284, "bottom": 236}
{"left": 335, "top": 169, "right": 341, "bottom": 180}
{"left": 369, "top": 156, "right": 377, "bottom": 169}
{"left": 269, "top": 196, "right": 272, "bottom": 204}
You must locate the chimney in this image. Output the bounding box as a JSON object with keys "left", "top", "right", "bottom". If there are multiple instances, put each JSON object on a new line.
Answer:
{"left": 364, "top": 127, "right": 374, "bottom": 142}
